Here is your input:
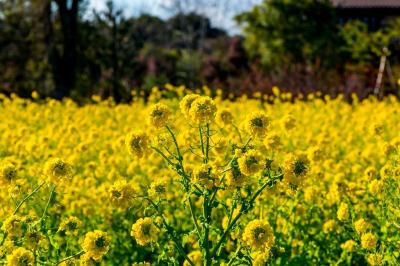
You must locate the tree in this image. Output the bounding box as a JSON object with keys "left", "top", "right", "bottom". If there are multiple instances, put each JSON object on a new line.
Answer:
{"left": 94, "top": 1, "right": 124, "bottom": 101}
{"left": 236, "top": 0, "right": 342, "bottom": 68}
{"left": 43, "top": 0, "right": 85, "bottom": 99}
{"left": 0, "top": 0, "right": 52, "bottom": 97}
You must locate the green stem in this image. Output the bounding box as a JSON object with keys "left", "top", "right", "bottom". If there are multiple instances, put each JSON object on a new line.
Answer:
{"left": 209, "top": 187, "right": 219, "bottom": 207}
{"left": 41, "top": 185, "right": 56, "bottom": 220}
{"left": 202, "top": 194, "right": 211, "bottom": 266}
{"left": 165, "top": 126, "right": 202, "bottom": 194}
{"left": 216, "top": 214, "right": 240, "bottom": 256}
{"left": 165, "top": 126, "right": 187, "bottom": 178}
{"left": 166, "top": 126, "right": 181, "bottom": 159}
{"left": 334, "top": 252, "right": 346, "bottom": 266}
{"left": 0, "top": 181, "right": 45, "bottom": 246}
{"left": 243, "top": 137, "right": 252, "bottom": 149}
{"left": 220, "top": 167, "right": 232, "bottom": 174}
{"left": 226, "top": 204, "right": 236, "bottom": 232}
{"left": 161, "top": 144, "right": 178, "bottom": 160}
{"left": 151, "top": 146, "right": 175, "bottom": 166}
{"left": 232, "top": 124, "right": 242, "bottom": 143}
{"left": 145, "top": 198, "right": 195, "bottom": 266}
{"left": 56, "top": 250, "right": 84, "bottom": 265}
{"left": 205, "top": 123, "right": 210, "bottom": 163}
{"left": 212, "top": 181, "right": 270, "bottom": 257}
{"left": 227, "top": 245, "right": 242, "bottom": 266}
{"left": 188, "top": 196, "right": 202, "bottom": 240}
{"left": 0, "top": 233, "right": 7, "bottom": 246}
{"left": 199, "top": 126, "right": 205, "bottom": 157}
{"left": 13, "top": 181, "right": 46, "bottom": 215}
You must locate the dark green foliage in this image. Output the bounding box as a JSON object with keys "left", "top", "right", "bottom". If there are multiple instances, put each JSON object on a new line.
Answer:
{"left": 236, "top": 0, "right": 342, "bottom": 68}
{"left": 0, "top": 0, "right": 227, "bottom": 101}
{"left": 1, "top": 0, "right": 400, "bottom": 101}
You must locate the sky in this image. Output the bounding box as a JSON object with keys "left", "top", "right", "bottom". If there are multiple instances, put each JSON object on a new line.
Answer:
{"left": 88, "top": 0, "right": 262, "bottom": 34}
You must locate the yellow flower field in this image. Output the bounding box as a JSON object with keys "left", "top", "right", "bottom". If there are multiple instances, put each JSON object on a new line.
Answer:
{"left": 0, "top": 88, "right": 399, "bottom": 265}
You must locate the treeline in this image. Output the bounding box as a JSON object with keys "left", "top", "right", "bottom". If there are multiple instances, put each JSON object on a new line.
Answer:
{"left": 1, "top": 0, "right": 400, "bottom": 101}
{"left": 0, "top": 0, "right": 251, "bottom": 101}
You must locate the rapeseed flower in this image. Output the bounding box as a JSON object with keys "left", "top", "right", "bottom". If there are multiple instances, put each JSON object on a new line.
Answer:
{"left": 7, "top": 247, "right": 34, "bottom": 266}
{"left": 82, "top": 230, "right": 110, "bottom": 261}
{"left": 44, "top": 158, "right": 72, "bottom": 184}
{"left": 131, "top": 217, "right": 159, "bottom": 246}
{"left": 126, "top": 131, "right": 150, "bottom": 158}
{"left": 148, "top": 103, "right": 171, "bottom": 128}
{"left": 244, "top": 112, "right": 270, "bottom": 138}
{"left": 238, "top": 150, "right": 263, "bottom": 176}
{"left": 242, "top": 219, "right": 275, "bottom": 250}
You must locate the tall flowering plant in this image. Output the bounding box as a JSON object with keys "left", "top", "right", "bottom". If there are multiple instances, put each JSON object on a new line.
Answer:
{"left": 126, "top": 95, "right": 309, "bottom": 265}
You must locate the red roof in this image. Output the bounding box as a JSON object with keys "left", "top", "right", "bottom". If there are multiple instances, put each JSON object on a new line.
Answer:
{"left": 332, "top": 0, "right": 400, "bottom": 8}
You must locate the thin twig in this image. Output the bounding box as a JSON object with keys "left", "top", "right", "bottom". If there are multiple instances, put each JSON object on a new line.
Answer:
{"left": 151, "top": 146, "right": 175, "bottom": 166}
{"left": 213, "top": 180, "right": 270, "bottom": 256}
{"left": 145, "top": 197, "right": 195, "bottom": 266}
{"left": 227, "top": 244, "right": 242, "bottom": 266}
{"left": 188, "top": 196, "right": 202, "bottom": 240}
{"left": 41, "top": 185, "right": 56, "bottom": 220}
{"left": 13, "top": 181, "right": 46, "bottom": 215}
{"left": 56, "top": 250, "right": 84, "bottom": 265}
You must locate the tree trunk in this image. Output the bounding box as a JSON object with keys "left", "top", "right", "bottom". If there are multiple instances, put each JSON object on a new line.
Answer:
{"left": 111, "top": 15, "right": 122, "bottom": 102}
{"left": 43, "top": 0, "right": 79, "bottom": 99}
{"left": 43, "top": 0, "right": 62, "bottom": 98}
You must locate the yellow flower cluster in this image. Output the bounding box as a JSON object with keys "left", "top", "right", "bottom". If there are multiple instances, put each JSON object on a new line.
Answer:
{"left": 0, "top": 162, "right": 17, "bottom": 184}
{"left": 0, "top": 87, "right": 398, "bottom": 265}
{"left": 238, "top": 150, "right": 264, "bottom": 176}
{"left": 188, "top": 96, "right": 217, "bottom": 123}
{"left": 131, "top": 217, "right": 159, "bottom": 246}
{"left": 58, "top": 216, "right": 82, "bottom": 236}
{"left": 242, "top": 219, "right": 275, "bottom": 251}
{"left": 337, "top": 202, "right": 350, "bottom": 221}
{"left": 7, "top": 247, "right": 34, "bottom": 266}
{"left": 109, "top": 180, "right": 138, "bottom": 209}
{"left": 44, "top": 158, "right": 73, "bottom": 184}
{"left": 283, "top": 153, "right": 310, "bottom": 187}
{"left": 244, "top": 111, "right": 270, "bottom": 138}
{"left": 192, "top": 164, "right": 217, "bottom": 189}
{"left": 148, "top": 103, "right": 171, "bottom": 128}
{"left": 125, "top": 131, "right": 150, "bottom": 158}
{"left": 81, "top": 230, "right": 110, "bottom": 261}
